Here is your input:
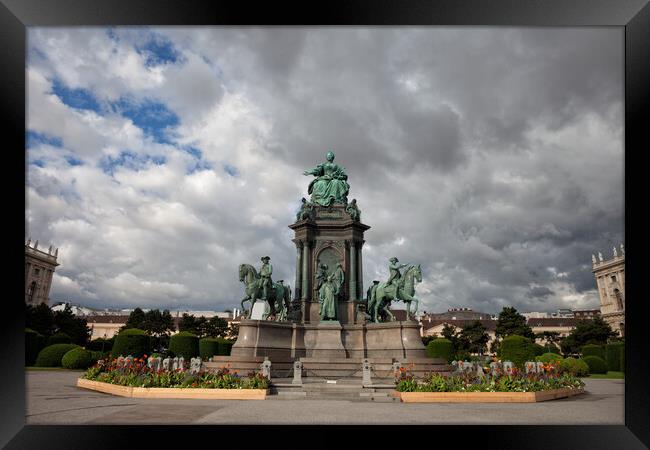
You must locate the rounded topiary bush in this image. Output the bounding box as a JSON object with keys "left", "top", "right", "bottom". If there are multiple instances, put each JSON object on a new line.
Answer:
{"left": 560, "top": 357, "right": 590, "bottom": 377}
{"left": 111, "top": 328, "right": 150, "bottom": 358}
{"left": 535, "top": 352, "right": 563, "bottom": 364}
{"left": 47, "top": 332, "right": 72, "bottom": 346}
{"left": 581, "top": 344, "right": 605, "bottom": 359}
{"left": 61, "top": 348, "right": 93, "bottom": 369}
{"left": 605, "top": 342, "right": 624, "bottom": 372}
{"left": 583, "top": 356, "right": 607, "bottom": 374}
{"left": 169, "top": 331, "right": 199, "bottom": 359}
{"left": 218, "top": 338, "right": 234, "bottom": 356}
{"left": 35, "top": 343, "right": 80, "bottom": 367}
{"left": 426, "top": 338, "right": 454, "bottom": 363}
{"left": 25, "top": 328, "right": 43, "bottom": 366}
{"left": 199, "top": 338, "right": 220, "bottom": 360}
{"left": 499, "top": 335, "right": 537, "bottom": 368}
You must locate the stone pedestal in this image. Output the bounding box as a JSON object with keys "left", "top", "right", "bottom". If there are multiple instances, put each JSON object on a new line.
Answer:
{"left": 365, "top": 321, "right": 426, "bottom": 359}
{"left": 304, "top": 321, "right": 347, "bottom": 358}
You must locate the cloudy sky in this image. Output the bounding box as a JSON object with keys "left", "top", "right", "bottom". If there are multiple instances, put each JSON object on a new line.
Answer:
{"left": 26, "top": 27, "right": 623, "bottom": 314}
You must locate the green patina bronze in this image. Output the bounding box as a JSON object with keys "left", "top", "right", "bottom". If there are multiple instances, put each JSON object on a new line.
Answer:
{"left": 371, "top": 263, "right": 422, "bottom": 323}
{"left": 345, "top": 198, "right": 361, "bottom": 221}
{"left": 303, "top": 151, "right": 350, "bottom": 206}
{"left": 239, "top": 262, "right": 291, "bottom": 321}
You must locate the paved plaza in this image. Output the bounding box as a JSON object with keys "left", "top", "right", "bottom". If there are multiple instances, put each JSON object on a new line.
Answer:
{"left": 25, "top": 370, "right": 624, "bottom": 425}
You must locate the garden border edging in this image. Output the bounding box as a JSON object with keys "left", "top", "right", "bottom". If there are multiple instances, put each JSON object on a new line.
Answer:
{"left": 76, "top": 378, "right": 268, "bottom": 399}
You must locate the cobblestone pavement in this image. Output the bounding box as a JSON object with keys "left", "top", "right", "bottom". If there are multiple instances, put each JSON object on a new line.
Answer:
{"left": 25, "top": 371, "right": 623, "bottom": 425}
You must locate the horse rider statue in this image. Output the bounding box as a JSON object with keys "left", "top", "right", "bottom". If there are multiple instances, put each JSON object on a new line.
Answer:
{"left": 260, "top": 256, "right": 273, "bottom": 301}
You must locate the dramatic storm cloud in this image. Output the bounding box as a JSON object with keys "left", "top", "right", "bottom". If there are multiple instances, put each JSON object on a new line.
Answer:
{"left": 26, "top": 27, "right": 623, "bottom": 313}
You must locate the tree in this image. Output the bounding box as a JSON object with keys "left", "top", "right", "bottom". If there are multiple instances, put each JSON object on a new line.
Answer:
{"left": 123, "top": 308, "right": 146, "bottom": 330}
{"left": 25, "top": 303, "right": 55, "bottom": 337}
{"left": 203, "top": 316, "right": 229, "bottom": 338}
{"left": 179, "top": 313, "right": 201, "bottom": 335}
{"left": 459, "top": 321, "right": 489, "bottom": 355}
{"left": 142, "top": 309, "right": 174, "bottom": 336}
{"left": 495, "top": 307, "right": 535, "bottom": 339}
{"left": 535, "top": 331, "right": 561, "bottom": 351}
{"left": 560, "top": 317, "right": 617, "bottom": 355}
{"left": 53, "top": 304, "right": 91, "bottom": 346}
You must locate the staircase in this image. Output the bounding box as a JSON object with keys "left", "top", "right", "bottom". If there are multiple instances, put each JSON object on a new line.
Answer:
{"left": 269, "top": 378, "right": 400, "bottom": 402}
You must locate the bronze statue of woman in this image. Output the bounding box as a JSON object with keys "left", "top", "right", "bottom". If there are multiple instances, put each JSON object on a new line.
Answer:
{"left": 303, "top": 151, "right": 350, "bottom": 206}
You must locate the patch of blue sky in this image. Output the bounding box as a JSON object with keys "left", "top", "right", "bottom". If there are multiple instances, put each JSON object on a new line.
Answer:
{"left": 181, "top": 146, "right": 213, "bottom": 174}
{"left": 112, "top": 97, "right": 179, "bottom": 144}
{"left": 30, "top": 159, "right": 46, "bottom": 168}
{"left": 26, "top": 131, "right": 63, "bottom": 148}
{"left": 51, "top": 78, "right": 101, "bottom": 112}
{"left": 64, "top": 155, "right": 84, "bottom": 166}
{"left": 223, "top": 164, "right": 238, "bottom": 177}
{"left": 99, "top": 150, "right": 166, "bottom": 175}
{"left": 136, "top": 33, "right": 182, "bottom": 67}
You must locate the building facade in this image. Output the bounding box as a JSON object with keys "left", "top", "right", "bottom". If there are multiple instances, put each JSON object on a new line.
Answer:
{"left": 25, "top": 238, "right": 59, "bottom": 306}
{"left": 592, "top": 244, "right": 625, "bottom": 336}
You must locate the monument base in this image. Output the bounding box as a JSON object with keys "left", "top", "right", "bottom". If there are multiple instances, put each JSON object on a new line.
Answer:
{"left": 214, "top": 319, "right": 448, "bottom": 379}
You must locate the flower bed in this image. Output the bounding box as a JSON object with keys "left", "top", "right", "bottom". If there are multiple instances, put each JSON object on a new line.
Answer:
{"left": 394, "top": 363, "right": 585, "bottom": 403}
{"left": 78, "top": 357, "right": 269, "bottom": 399}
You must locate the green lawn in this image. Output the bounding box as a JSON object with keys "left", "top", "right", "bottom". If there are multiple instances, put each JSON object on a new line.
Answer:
{"left": 586, "top": 371, "right": 625, "bottom": 379}
{"left": 26, "top": 366, "right": 84, "bottom": 371}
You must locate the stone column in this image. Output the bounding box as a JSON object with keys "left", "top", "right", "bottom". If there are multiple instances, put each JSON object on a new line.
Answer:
{"left": 294, "top": 242, "right": 302, "bottom": 300}
{"left": 301, "top": 241, "right": 309, "bottom": 300}
{"left": 349, "top": 241, "right": 357, "bottom": 300}
{"left": 358, "top": 242, "right": 363, "bottom": 302}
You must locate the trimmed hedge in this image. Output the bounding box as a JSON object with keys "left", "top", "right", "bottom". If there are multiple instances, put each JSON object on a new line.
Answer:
{"left": 86, "top": 338, "right": 113, "bottom": 352}
{"left": 620, "top": 348, "right": 625, "bottom": 373}
{"left": 532, "top": 344, "right": 546, "bottom": 357}
{"left": 199, "top": 338, "right": 220, "bottom": 360}
{"left": 89, "top": 351, "right": 105, "bottom": 364}
{"left": 218, "top": 339, "right": 234, "bottom": 356}
{"left": 47, "top": 332, "right": 72, "bottom": 346}
{"left": 560, "top": 357, "right": 590, "bottom": 377}
{"left": 426, "top": 338, "right": 454, "bottom": 363}
{"left": 535, "top": 352, "right": 563, "bottom": 364}
{"left": 605, "top": 342, "right": 624, "bottom": 372}
{"left": 62, "top": 348, "right": 93, "bottom": 370}
{"left": 25, "top": 328, "right": 42, "bottom": 366}
{"left": 169, "top": 332, "right": 199, "bottom": 359}
{"left": 583, "top": 356, "right": 607, "bottom": 374}
{"left": 112, "top": 328, "right": 150, "bottom": 358}
{"left": 499, "top": 335, "right": 537, "bottom": 368}
{"left": 35, "top": 343, "right": 80, "bottom": 367}
{"left": 581, "top": 344, "right": 605, "bottom": 359}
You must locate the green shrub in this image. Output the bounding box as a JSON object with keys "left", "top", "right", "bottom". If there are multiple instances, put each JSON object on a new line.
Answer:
{"left": 620, "top": 348, "right": 625, "bottom": 373}
{"left": 583, "top": 356, "right": 607, "bottom": 374}
{"left": 86, "top": 338, "right": 113, "bottom": 352}
{"left": 35, "top": 343, "right": 80, "bottom": 367}
{"left": 499, "top": 335, "right": 537, "bottom": 368}
{"left": 543, "top": 343, "right": 561, "bottom": 354}
{"left": 199, "top": 338, "right": 220, "bottom": 360}
{"left": 25, "top": 328, "right": 43, "bottom": 366}
{"left": 560, "top": 357, "right": 590, "bottom": 377}
{"left": 62, "top": 348, "right": 93, "bottom": 369}
{"left": 532, "top": 344, "right": 546, "bottom": 356}
{"left": 169, "top": 331, "right": 199, "bottom": 359}
{"left": 112, "top": 328, "right": 150, "bottom": 358}
{"left": 47, "top": 332, "right": 72, "bottom": 346}
{"left": 535, "top": 352, "right": 563, "bottom": 364}
{"left": 581, "top": 344, "right": 605, "bottom": 359}
{"left": 218, "top": 338, "right": 234, "bottom": 356}
{"left": 426, "top": 338, "right": 454, "bottom": 363}
{"left": 89, "top": 351, "right": 105, "bottom": 364}
{"left": 605, "top": 342, "right": 624, "bottom": 372}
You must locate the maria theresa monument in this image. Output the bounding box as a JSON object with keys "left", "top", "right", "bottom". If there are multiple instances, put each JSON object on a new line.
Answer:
{"left": 206, "top": 152, "right": 449, "bottom": 380}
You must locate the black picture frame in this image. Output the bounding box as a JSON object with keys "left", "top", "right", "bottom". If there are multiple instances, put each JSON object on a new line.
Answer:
{"left": 3, "top": 0, "right": 649, "bottom": 448}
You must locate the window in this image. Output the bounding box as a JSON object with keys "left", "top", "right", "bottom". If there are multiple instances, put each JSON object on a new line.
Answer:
{"left": 33, "top": 267, "right": 40, "bottom": 276}
{"left": 611, "top": 275, "right": 617, "bottom": 282}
